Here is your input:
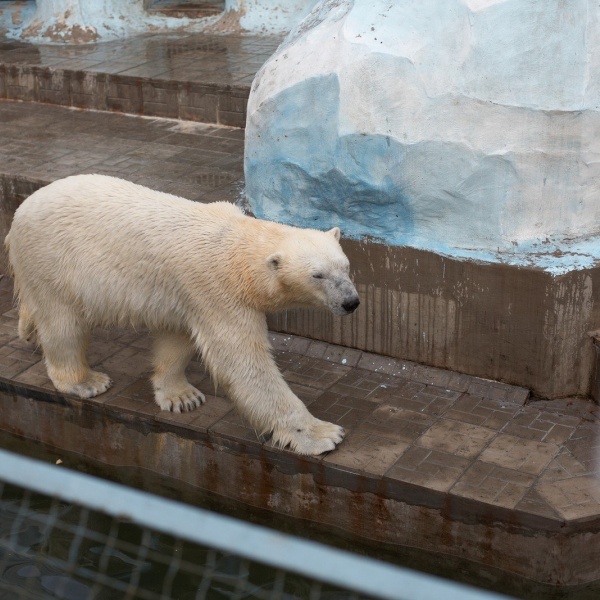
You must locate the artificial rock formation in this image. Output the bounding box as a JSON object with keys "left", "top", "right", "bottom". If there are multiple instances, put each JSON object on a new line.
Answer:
{"left": 1, "top": 0, "right": 319, "bottom": 42}
{"left": 17, "top": 0, "right": 170, "bottom": 43}
{"left": 227, "top": 0, "right": 319, "bottom": 34}
{"left": 245, "top": 0, "right": 600, "bottom": 275}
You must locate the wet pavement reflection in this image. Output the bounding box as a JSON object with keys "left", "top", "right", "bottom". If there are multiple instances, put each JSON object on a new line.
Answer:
{"left": 0, "top": 30, "right": 281, "bottom": 86}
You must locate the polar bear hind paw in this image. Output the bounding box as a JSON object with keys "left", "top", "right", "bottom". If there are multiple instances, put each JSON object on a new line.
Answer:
{"left": 154, "top": 384, "right": 205, "bottom": 413}
{"left": 274, "top": 419, "right": 345, "bottom": 456}
{"left": 54, "top": 371, "right": 112, "bottom": 399}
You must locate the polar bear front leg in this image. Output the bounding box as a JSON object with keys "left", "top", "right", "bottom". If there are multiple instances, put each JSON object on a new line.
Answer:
{"left": 36, "top": 305, "right": 112, "bottom": 399}
{"left": 198, "top": 322, "right": 345, "bottom": 455}
{"left": 151, "top": 331, "right": 205, "bottom": 412}
{"left": 228, "top": 376, "right": 345, "bottom": 454}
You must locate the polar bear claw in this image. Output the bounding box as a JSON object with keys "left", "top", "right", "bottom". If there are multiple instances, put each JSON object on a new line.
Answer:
{"left": 155, "top": 384, "right": 205, "bottom": 413}
{"left": 273, "top": 418, "right": 345, "bottom": 456}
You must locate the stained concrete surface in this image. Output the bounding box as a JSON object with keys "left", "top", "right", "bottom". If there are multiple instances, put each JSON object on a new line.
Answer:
{"left": 147, "top": 1, "right": 225, "bottom": 19}
{"left": 1, "top": 31, "right": 600, "bottom": 596}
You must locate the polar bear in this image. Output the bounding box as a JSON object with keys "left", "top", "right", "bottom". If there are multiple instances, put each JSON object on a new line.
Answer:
{"left": 6, "top": 174, "right": 359, "bottom": 455}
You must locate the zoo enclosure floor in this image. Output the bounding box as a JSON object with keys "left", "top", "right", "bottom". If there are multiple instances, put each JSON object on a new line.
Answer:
{"left": 0, "top": 267, "right": 597, "bottom": 527}
{"left": 1, "top": 30, "right": 600, "bottom": 595}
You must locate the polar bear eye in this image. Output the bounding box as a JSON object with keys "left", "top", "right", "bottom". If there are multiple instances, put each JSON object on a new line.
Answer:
{"left": 312, "top": 273, "right": 324, "bottom": 279}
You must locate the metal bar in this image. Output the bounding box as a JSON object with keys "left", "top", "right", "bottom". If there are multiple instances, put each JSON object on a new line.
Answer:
{"left": 0, "top": 448, "right": 514, "bottom": 600}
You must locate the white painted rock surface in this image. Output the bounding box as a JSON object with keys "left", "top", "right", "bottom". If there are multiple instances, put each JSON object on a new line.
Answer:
{"left": 229, "top": 0, "right": 320, "bottom": 34}
{"left": 245, "top": 0, "right": 600, "bottom": 273}
{"left": 12, "top": 0, "right": 187, "bottom": 42}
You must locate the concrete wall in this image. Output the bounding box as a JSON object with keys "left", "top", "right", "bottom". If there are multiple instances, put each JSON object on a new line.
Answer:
{"left": 268, "top": 239, "right": 600, "bottom": 399}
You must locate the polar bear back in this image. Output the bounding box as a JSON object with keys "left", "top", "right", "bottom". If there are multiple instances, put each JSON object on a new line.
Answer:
{"left": 7, "top": 174, "right": 247, "bottom": 330}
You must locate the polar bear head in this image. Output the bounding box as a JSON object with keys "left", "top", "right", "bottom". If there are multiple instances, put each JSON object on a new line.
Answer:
{"left": 267, "top": 226, "right": 360, "bottom": 316}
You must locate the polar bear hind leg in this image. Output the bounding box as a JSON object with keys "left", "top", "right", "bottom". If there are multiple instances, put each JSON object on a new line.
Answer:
{"left": 151, "top": 331, "right": 205, "bottom": 412}
{"left": 35, "top": 301, "right": 111, "bottom": 399}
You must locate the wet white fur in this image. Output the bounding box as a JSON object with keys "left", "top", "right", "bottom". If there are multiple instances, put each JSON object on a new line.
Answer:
{"left": 6, "top": 174, "right": 359, "bottom": 455}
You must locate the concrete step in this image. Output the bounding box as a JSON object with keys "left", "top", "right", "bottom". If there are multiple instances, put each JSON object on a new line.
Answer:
{"left": 0, "top": 31, "right": 281, "bottom": 127}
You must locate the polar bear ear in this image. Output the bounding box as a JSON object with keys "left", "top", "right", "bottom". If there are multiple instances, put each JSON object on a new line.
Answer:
{"left": 328, "top": 227, "right": 341, "bottom": 241}
{"left": 267, "top": 253, "right": 283, "bottom": 271}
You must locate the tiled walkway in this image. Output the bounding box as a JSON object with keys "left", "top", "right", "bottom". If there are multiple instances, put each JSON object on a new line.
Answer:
{"left": 0, "top": 31, "right": 279, "bottom": 85}
{"left": 2, "top": 270, "right": 600, "bottom": 524}
{"left": 0, "top": 100, "right": 244, "bottom": 203}
{"left": 2, "top": 30, "right": 600, "bottom": 592}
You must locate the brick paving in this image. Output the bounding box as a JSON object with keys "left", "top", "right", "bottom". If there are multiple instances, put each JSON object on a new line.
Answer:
{"left": 0, "top": 100, "right": 245, "bottom": 203}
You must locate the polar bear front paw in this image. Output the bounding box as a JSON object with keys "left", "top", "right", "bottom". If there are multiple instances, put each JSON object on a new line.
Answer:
{"left": 54, "top": 370, "right": 112, "bottom": 399}
{"left": 274, "top": 418, "right": 345, "bottom": 456}
{"left": 154, "top": 383, "right": 206, "bottom": 413}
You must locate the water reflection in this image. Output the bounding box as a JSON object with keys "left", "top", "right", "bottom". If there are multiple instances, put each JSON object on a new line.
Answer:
{"left": 0, "top": 484, "right": 369, "bottom": 599}
{"left": 0, "top": 30, "right": 281, "bottom": 84}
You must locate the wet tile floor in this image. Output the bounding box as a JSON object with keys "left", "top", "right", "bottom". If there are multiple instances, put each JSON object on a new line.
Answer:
{"left": 0, "top": 30, "right": 280, "bottom": 86}
{"left": 0, "top": 100, "right": 245, "bottom": 203}
{"left": 0, "top": 267, "right": 599, "bottom": 528}
{"left": 0, "top": 30, "right": 282, "bottom": 126}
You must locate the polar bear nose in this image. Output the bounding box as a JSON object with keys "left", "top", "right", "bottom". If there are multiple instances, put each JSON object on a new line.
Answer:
{"left": 342, "top": 297, "right": 360, "bottom": 313}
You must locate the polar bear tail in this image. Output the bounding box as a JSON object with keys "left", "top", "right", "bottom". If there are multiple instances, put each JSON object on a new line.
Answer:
{"left": 6, "top": 233, "right": 36, "bottom": 343}
{"left": 17, "top": 302, "right": 35, "bottom": 342}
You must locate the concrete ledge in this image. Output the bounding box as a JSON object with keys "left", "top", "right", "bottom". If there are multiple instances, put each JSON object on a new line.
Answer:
{"left": 269, "top": 239, "right": 600, "bottom": 399}
{"left": 0, "top": 383, "right": 599, "bottom": 592}
{"left": 0, "top": 32, "right": 282, "bottom": 126}
{"left": 0, "top": 65, "right": 250, "bottom": 126}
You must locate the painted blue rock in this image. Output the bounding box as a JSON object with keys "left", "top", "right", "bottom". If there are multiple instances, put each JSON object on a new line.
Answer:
{"left": 245, "top": 0, "right": 600, "bottom": 274}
